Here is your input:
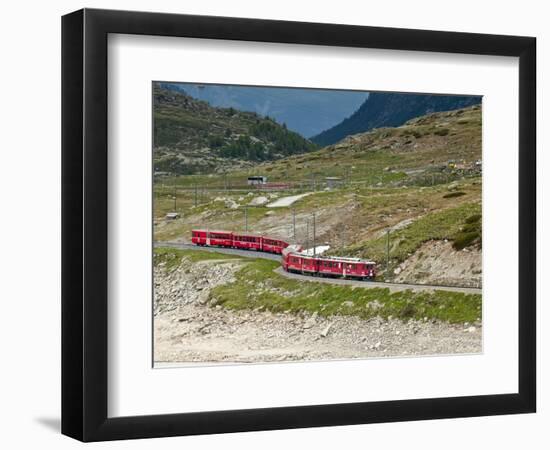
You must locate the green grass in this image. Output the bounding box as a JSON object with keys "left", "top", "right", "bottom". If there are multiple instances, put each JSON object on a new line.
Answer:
{"left": 347, "top": 201, "right": 482, "bottom": 264}
{"left": 154, "top": 247, "right": 243, "bottom": 270}
{"left": 452, "top": 213, "right": 482, "bottom": 250}
{"left": 207, "top": 255, "right": 481, "bottom": 324}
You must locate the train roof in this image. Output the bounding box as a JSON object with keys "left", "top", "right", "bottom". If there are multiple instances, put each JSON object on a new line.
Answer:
{"left": 287, "top": 251, "right": 375, "bottom": 264}
{"left": 233, "top": 232, "right": 263, "bottom": 238}
{"left": 192, "top": 229, "right": 232, "bottom": 234}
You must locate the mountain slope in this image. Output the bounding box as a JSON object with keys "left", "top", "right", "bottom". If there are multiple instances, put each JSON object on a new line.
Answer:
{"left": 311, "top": 92, "right": 481, "bottom": 146}
{"left": 245, "top": 104, "right": 482, "bottom": 185}
{"left": 159, "top": 82, "right": 368, "bottom": 138}
{"left": 153, "top": 85, "right": 317, "bottom": 174}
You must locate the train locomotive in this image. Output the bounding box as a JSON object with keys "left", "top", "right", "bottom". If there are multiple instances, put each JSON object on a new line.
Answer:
{"left": 282, "top": 245, "right": 376, "bottom": 280}
{"left": 191, "top": 229, "right": 377, "bottom": 280}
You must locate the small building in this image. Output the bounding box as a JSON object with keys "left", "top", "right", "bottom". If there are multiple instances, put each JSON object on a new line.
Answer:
{"left": 325, "top": 177, "right": 343, "bottom": 190}
{"left": 165, "top": 212, "right": 180, "bottom": 220}
{"left": 247, "top": 175, "right": 267, "bottom": 185}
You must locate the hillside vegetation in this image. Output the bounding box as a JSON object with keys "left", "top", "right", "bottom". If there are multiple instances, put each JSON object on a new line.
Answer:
{"left": 154, "top": 105, "right": 482, "bottom": 285}
{"left": 154, "top": 85, "right": 317, "bottom": 174}
{"left": 312, "top": 91, "right": 481, "bottom": 146}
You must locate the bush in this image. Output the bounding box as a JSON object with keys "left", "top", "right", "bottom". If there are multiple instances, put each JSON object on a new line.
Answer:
{"left": 465, "top": 213, "right": 482, "bottom": 224}
{"left": 443, "top": 191, "right": 466, "bottom": 198}
{"left": 452, "top": 212, "right": 481, "bottom": 250}
{"left": 452, "top": 231, "right": 480, "bottom": 250}
{"left": 433, "top": 128, "right": 450, "bottom": 136}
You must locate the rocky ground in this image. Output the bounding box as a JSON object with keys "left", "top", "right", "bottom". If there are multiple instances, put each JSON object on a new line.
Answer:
{"left": 154, "top": 257, "right": 482, "bottom": 364}
{"left": 394, "top": 240, "right": 481, "bottom": 288}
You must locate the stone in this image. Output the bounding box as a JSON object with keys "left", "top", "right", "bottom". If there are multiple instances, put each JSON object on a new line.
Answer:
{"left": 320, "top": 324, "right": 332, "bottom": 338}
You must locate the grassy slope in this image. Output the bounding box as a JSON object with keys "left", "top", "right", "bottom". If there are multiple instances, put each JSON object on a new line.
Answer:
{"left": 161, "top": 104, "right": 481, "bottom": 188}
{"left": 154, "top": 85, "right": 316, "bottom": 174}
{"left": 155, "top": 247, "right": 481, "bottom": 324}
{"left": 346, "top": 201, "right": 482, "bottom": 263}
{"left": 154, "top": 105, "right": 482, "bottom": 280}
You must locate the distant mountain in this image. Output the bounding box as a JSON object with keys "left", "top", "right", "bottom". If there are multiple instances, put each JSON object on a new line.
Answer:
{"left": 153, "top": 85, "right": 317, "bottom": 174}
{"left": 159, "top": 82, "right": 367, "bottom": 138}
{"left": 311, "top": 92, "right": 482, "bottom": 146}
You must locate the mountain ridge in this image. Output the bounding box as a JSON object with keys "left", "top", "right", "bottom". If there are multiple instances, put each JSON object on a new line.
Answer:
{"left": 153, "top": 85, "right": 317, "bottom": 174}
{"left": 158, "top": 82, "right": 368, "bottom": 138}
{"left": 311, "top": 92, "right": 481, "bottom": 146}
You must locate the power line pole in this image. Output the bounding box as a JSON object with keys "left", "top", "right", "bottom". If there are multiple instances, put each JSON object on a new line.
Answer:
{"left": 194, "top": 183, "right": 198, "bottom": 207}
{"left": 312, "top": 212, "right": 316, "bottom": 256}
{"left": 173, "top": 177, "right": 177, "bottom": 211}
{"left": 306, "top": 220, "right": 310, "bottom": 253}
{"left": 386, "top": 229, "right": 391, "bottom": 277}
{"left": 292, "top": 207, "right": 296, "bottom": 239}
{"left": 244, "top": 207, "right": 248, "bottom": 232}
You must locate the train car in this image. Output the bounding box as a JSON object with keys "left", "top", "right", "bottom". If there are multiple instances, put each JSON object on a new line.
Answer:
{"left": 342, "top": 259, "right": 376, "bottom": 279}
{"left": 282, "top": 246, "right": 304, "bottom": 272}
{"left": 282, "top": 247, "right": 376, "bottom": 280}
{"left": 191, "top": 229, "right": 208, "bottom": 245}
{"left": 191, "top": 229, "right": 233, "bottom": 247}
{"left": 232, "top": 233, "right": 262, "bottom": 251}
{"left": 300, "top": 255, "right": 319, "bottom": 274}
{"left": 328, "top": 256, "right": 376, "bottom": 279}
{"left": 317, "top": 258, "right": 346, "bottom": 277}
{"left": 262, "top": 237, "right": 290, "bottom": 254}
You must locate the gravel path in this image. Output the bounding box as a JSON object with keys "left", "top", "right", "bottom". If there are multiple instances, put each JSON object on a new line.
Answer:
{"left": 266, "top": 192, "right": 312, "bottom": 207}
{"left": 154, "top": 258, "right": 482, "bottom": 364}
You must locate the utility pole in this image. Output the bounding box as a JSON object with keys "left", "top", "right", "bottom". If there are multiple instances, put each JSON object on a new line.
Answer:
{"left": 306, "top": 220, "right": 310, "bottom": 253}
{"left": 173, "top": 177, "right": 177, "bottom": 211}
{"left": 342, "top": 225, "right": 346, "bottom": 248}
{"left": 244, "top": 207, "right": 248, "bottom": 232}
{"left": 194, "top": 183, "right": 198, "bottom": 207}
{"left": 312, "top": 212, "right": 316, "bottom": 256}
{"left": 386, "top": 229, "right": 391, "bottom": 277}
{"left": 292, "top": 207, "right": 296, "bottom": 239}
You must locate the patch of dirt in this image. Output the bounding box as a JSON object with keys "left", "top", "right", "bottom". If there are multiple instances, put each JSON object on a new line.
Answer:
{"left": 154, "top": 258, "right": 482, "bottom": 364}
{"left": 393, "top": 240, "right": 481, "bottom": 288}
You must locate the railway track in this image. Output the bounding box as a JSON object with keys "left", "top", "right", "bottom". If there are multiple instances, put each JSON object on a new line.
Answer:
{"left": 156, "top": 241, "right": 482, "bottom": 295}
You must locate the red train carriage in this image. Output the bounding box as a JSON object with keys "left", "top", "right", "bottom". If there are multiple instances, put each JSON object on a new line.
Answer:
{"left": 282, "top": 247, "right": 376, "bottom": 280}
{"left": 282, "top": 248, "right": 303, "bottom": 273}
{"left": 232, "top": 233, "right": 262, "bottom": 251}
{"left": 343, "top": 260, "right": 376, "bottom": 279}
{"left": 317, "top": 258, "right": 346, "bottom": 277}
{"left": 262, "top": 237, "right": 289, "bottom": 254}
{"left": 191, "top": 229, "right": 233, "bottom": 247}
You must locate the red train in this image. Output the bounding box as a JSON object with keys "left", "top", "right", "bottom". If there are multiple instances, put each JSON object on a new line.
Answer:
{"left": 191, "top": 230, "right": 377, "bottom": 280}
{"left": 191, "top": 229, "right": 291, "bottom": 254}
{"left": 282, "top": 245, "right": 376, "bottom": 280}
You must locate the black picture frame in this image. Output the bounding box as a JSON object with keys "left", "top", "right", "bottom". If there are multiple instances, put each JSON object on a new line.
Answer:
{"left": 62, "top": 8, "right": 536, "bottom": 442}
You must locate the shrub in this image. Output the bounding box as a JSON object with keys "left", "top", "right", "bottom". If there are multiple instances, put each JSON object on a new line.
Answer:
{"left": 465, "top": 213, "right": 482, "bottom": 224}
{"left": 452, "top": 231, "right": 480, "bottom": 250}
{"left": 434, "top": 128, "right": 450, "bottom": 136}
{"left": 443, "top": 191, "right": 466, "bottom": 198}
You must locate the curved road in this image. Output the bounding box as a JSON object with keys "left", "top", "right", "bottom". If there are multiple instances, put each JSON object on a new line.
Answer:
{"left": 156, "top": 241, "right": 482, "bottom": 295}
